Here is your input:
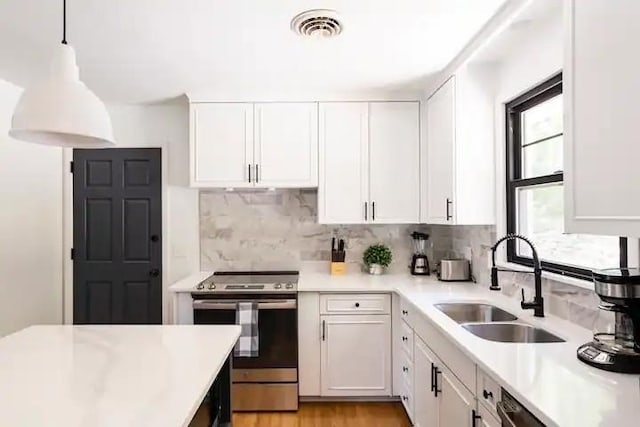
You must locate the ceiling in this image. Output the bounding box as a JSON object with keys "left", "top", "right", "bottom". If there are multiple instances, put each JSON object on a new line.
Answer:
{"left": 0, "top": 0, "right": 507, "bottom": 103}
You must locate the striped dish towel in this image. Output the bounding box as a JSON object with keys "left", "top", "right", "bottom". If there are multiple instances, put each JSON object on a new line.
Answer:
{"left": 234, "top": 302, "right": 259, "bottom": 357}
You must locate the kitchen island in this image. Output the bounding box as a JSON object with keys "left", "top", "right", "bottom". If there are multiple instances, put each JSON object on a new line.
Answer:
{"left": 0, "top": 324, "right": 240, "bottom": 427}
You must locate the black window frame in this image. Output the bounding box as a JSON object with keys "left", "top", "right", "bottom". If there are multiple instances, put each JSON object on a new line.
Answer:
{"left": 505, "top": 73, "right": 628, "bottom": 280}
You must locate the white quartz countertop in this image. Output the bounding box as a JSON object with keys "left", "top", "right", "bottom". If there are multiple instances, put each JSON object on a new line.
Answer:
{"left": 169, "top": 270, "right": 640, "bottom": 426}
{"left": 0, "top": 325, "right": 240, "bottom": 427}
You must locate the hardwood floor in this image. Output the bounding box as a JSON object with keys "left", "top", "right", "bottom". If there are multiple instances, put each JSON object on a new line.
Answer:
{"left": 231, "top": 402, "right": 411, "bottom": 427}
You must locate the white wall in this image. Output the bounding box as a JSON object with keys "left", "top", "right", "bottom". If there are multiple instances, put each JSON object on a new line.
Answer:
{"left": 0, "top": 79, "right": 63, "bottom": 337}
{"left": 62, "top": 99, "right": 200, "bottom": 324}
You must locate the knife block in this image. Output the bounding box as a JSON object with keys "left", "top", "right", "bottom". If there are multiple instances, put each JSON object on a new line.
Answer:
{"left": 330, "top": 262, "right": 346, "bottom": 276}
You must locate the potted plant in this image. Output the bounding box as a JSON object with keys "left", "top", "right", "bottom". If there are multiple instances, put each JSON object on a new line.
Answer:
{"left": 363, "top": 244, "right": 392, "bottom": 275}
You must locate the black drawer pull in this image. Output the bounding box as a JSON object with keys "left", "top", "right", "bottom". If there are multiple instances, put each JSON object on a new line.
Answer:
{"left": 483, "top": 390, "right": 493, "bottom": 400}
{"left": 355, "top": 302, "right": 360, "bottom": 308}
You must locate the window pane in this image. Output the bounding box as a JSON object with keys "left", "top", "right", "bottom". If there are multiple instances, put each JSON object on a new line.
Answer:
{"left": 516, "top": 183, "right": 620, "bottom": 270}
{"left": 522, "top": 94, "right": 563, "bottom": 144}
{"left": 522, "top": 135, "right": 563, "bottom": 178}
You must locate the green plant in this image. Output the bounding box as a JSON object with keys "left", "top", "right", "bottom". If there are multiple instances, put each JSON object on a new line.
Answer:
{"left": 363, "top": 244, "right": 392, "bottom": 267}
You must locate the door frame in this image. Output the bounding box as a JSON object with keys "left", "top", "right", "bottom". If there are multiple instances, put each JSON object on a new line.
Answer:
{"left": 62, "top": 145, "right": 170, "bottom": 324}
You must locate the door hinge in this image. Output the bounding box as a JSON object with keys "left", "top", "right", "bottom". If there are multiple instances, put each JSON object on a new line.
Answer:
{"left": 70, "top": 248, "right": 75, "bottom": 260}
{"left": 70, "top": 161, "right": 74, "bottom": 173}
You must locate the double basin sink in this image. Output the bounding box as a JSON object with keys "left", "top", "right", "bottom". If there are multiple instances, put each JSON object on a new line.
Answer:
{"left": 435, "top": 303, "right": 565, "bottom": 343}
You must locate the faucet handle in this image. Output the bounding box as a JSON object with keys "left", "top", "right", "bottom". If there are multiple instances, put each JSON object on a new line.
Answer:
{"left": 520, "top": 288, "right": 526, "bottom": 303}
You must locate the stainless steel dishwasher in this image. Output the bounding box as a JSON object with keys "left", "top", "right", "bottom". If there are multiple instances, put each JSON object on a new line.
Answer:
{"left": 497, "top": 389, "right": 545, "bottom": 427}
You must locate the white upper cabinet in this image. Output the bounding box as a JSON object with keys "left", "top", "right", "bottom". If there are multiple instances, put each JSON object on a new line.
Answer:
{"left": 318, "top": 103, "right": 369, "bottom": 224}
{"left": 425, "top": 78, "right": 455, "bottom": 224}
{"left": 423, "top": 66, "right": 495, "bottom": 225}
{"left": 190, "top": 103, "right": 253, "bottom": 187}
{"left": 189, "top": 102, "right": 318, "bottom": 188}
{"left": 369, "top": 102, "right": 420, "bottom": 224}
{"left": 565, "top": 0, "right": 640, "bottom": 237}
{"left": 318, "top": 101, "right": 420, "bottom": 224}
{"left": 254, "top": 103, "right": 318, "bottom": 188}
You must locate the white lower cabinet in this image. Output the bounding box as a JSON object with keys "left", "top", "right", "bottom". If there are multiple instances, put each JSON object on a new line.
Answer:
{"left": 477, "top": 404, "right": 501, "bottom": 427}
{"left": 438, "top": 364, "right": 475, "bottom": 427}
{"left": 320, "top": 314, "right": 392, "bottom": 396}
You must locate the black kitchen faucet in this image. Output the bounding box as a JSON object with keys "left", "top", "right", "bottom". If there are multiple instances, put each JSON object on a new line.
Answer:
{"left": 490, "top": 234, "right": 545, "bottom": 318}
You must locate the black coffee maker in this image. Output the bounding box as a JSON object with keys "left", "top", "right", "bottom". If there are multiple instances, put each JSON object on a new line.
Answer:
{"left": 577, "top": 268, "right": 640, "bottom": 373}
{"left": 410, "top": 232, "right": 430, "bottom": 275}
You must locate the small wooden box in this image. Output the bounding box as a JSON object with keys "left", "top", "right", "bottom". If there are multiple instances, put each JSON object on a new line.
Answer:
{"left": 330, "top": 262, "right": 347, "bottom": 276}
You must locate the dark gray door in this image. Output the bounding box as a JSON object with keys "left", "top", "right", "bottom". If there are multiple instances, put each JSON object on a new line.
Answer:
{"left": 73, "top": 148, "right": 162, "bottom": 324}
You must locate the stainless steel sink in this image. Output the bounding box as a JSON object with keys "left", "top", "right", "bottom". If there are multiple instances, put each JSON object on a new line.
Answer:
{"left": 462, "top": 323, "right": 565, "bottom": 343}
{"left": 435, "top": 303, "right": 518, "bottom": 324}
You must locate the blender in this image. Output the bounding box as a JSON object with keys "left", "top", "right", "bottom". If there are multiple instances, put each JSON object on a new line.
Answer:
{"left": 410, "top": 232, "right": 430, "bottom": 275}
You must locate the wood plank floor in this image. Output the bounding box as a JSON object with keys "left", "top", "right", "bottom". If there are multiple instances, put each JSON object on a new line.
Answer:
{"left": 231, "top": 402, "right": 411, "bottom": 427}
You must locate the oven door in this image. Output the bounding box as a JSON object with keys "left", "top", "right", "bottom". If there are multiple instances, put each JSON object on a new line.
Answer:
{"left": 192, "top": 295, "right": 298, "bottom": 370}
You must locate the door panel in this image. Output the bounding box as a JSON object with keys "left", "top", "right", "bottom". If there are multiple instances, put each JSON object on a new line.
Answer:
{"left": 368, "top": 102, "right": 420, "bottom": 224}
{"left": 73, "top": 148, "right": 162, "bottom": 324}
{"left": 414, "top": 336, "right": 439, "bottom": 427}
{"left": 320, "top": 314, "right": 391, "bottom": 396}
{"left": 426, "top": 78, "right": 455, "bottom": 224}
{"left": 191, "top": 103, "right": 253, "bottom": 187}
{"left": 438, "top": 364, "right": 475, "bottom": 427}
{"left": 318, "top": 102, "right": 369, "bottom": 224}
{"left": 255, "top": 103, "right": 318, "bottom": 188}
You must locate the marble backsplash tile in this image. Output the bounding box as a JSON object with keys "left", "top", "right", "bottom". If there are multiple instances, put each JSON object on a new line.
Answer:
{"left": 199, "top": 189, "right": 428, "bottom": 274}
{"left": 430, "top": 224, "right": 610, "bottom": 331}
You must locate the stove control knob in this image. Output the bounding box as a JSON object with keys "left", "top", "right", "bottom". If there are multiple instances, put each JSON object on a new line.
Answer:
{"left": 274, "top": 283, "right": 282, "bottom": 290}
{"left": 285, "top": 283, "right": 294, "bottom": 289}
{"left": 207, "top": 283, "right": 216, "bottom": 290}
{"left": 196, "top": 282, "right": 204, "bottom": 290}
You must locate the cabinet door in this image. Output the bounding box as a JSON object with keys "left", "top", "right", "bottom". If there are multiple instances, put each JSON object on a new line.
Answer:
{"left": 320, "top": 314, "right": 391, "bottom": 396}
{"left": 190, "top": 103, "right": 253, "bottom": 187}
{"left": 414, "top": 336, "right": 439, "bottom": 427}
{"left": 425, "top": 78, "right": 455, "bottom": 224}
{"left": 438, "top": 364, "right": 475, "bottom": 427}
{"left": 565, "top": 0, "right": 640, "bottom": 236}
{"left": 477, "top": 404, "right": 501, "bottom": 427}
{"left": 254, "top": 103, "right": 318, "bottom": 188}
{"left": 318, "top": 102, "right": 369, "bottom": 224}
{"left": 369, "top": 102, "right": 420, "bottom": 224}
{"left": 298, "top": 293, "right": 321, "bottom": 396}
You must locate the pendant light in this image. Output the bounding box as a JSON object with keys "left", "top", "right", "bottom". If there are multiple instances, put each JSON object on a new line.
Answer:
{"left": 9, "top": 0, "right": 115, "bottom": 147}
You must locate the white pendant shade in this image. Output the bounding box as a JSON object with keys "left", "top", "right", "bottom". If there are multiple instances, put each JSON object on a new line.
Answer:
{"left": 9, "top": 44, "right": 115, "bottom": 147}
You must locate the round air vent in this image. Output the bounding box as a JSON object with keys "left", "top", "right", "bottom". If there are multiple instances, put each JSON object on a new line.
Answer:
{"left": 291, "top": 9, "right": 343, "bottom": 38}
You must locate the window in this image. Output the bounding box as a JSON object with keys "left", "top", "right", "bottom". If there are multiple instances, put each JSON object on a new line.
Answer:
{"left": 506, "top": 73, "right": 627, "bottom": 280}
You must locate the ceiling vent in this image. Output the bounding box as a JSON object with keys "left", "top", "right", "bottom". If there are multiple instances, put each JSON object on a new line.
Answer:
{"left": 291, "top": 9, "right": 343, "bottom": 38}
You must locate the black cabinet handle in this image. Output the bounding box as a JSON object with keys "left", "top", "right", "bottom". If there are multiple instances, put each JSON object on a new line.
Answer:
{"left": 402, "top": 336, "right": 407, "bottom": 342}
{"left": 483, "top": 389, "right": 493, "bottom": 400}
{"left": 149, "top": 269, "right": 160, "bottom": 278}
{"left": 402, "top": 366, "right": 408, "bottom": 373}
{"left": 434, "top": 367, "right": 442, "bottom": 397}
{"left": 322, "top": 320, "right": 326, "bottom": 341}
{"left": 430, "top": 363, "right": 436, "bottom": 392}
{"left": 355, "top": 302, "right": 360, "bottom": 308}
{"left": 255, "top": 164, "right": 259, "bottom": 183}
{"left": 150, "top": 235, "right": 159, "bottom": 242}
{"left": 446, "top": 198, "right": 453, "bottom": 221}
{"left": 248, "top": 164, "right": 252, "bottom": 183}
{"left": 472, "top": 409, "right": 481, "bottom": 427}
{"left": 372, "top": 201, "right": 376, "bottom": 221}
{"left": 364, "top": 202, "right": 368, "bottom": 221}
{"left": 402, "top": 310, "right": 408, "bottom": 316}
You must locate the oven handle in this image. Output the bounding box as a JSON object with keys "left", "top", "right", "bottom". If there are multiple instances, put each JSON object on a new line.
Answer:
{"left": 192, "top": 299, "right": 297, "bottom": 310}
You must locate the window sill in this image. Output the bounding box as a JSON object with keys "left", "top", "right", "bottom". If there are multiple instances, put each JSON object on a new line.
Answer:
{"left": 495, "top": 261, "right": 595, "bottom": 291}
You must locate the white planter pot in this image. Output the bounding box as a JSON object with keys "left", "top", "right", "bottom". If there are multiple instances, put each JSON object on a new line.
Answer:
{"left": 368, "top": 264, "right": 385, "bottom": 275}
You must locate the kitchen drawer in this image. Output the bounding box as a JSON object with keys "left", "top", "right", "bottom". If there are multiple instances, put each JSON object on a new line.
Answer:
{"left": 400, "top": 320, "right": 414, "bottom": 360}
{"left": 320, "top": 293, "right": 391, "bottom": 315}
{"left": 399, "top": 298, "right": 413, "bottom": 327}
{"left": 399, "top": 351, "right": 413, "bottom": 389}
{"left": 398, "top": 378, "right": 414, "bottom": 422}
{"left": 477, "top": 367, "right": 500, "bottom": 415}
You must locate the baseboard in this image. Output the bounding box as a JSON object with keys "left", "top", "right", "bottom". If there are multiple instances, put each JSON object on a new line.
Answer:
{"left": 299, "top": 396, "right": 401, "bottom": 403}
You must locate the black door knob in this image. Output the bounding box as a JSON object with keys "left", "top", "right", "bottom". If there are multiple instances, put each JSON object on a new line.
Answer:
{"left": 150, "top": 235, "right": 159, "bottom": 242}
{"left": 149, "top": 269, "right": 160, "bottom": 277}
{"left": 355, "top": 302, "right": 360, "bottom": 308}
